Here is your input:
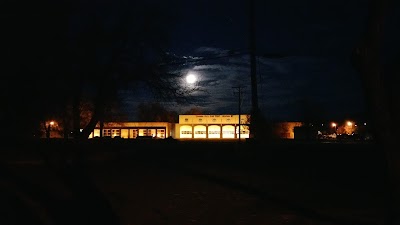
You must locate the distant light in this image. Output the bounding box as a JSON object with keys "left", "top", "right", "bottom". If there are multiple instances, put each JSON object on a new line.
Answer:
{"left": 364, "top": 122, "right": 367, "bottom": 126}
{"left": 186, "top": 73, "right": 197, "bottom": 84}
{"left": 50, "top": 121, "right": 55, "bottom": 126}
{"left": 331, "top": 122, "right": 336, "bottom": 127}
{"left": 347, "top": 121, "right": 353, "bottom": 126}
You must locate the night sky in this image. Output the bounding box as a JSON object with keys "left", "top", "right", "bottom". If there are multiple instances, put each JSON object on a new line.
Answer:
{"left": 121, "top": 0, "right": 400, "bottom": 121}
{"left": 3, "top": 0, "right": 400, "bottom": 125}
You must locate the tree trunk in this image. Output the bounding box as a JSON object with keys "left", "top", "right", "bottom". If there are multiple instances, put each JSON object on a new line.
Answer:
{"left": 45, "top": 124, "right": 51, "bottom": 139}
{"left": 351, "top": 0, "right": 400, "bottom": 224}
{"left": 73, "top": 85, "right": 82, "bottom": 140}
{"left": 80, "top": 82, "right": 106, "bottom": 139}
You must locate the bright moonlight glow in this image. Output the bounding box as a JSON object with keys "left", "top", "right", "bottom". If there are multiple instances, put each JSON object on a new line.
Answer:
{"left": 186, "top": 73, "right": 197, "bottom": 84}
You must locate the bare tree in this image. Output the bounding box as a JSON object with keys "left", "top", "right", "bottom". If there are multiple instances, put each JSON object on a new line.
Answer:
{"left": 184, "top": 107, "right": 205, "bottom": 115}
{"left": 62, "top": 0, "right": 198, "bottom": 140}
{"left": 137, "top": 102, "right": 178, "bottom": 123}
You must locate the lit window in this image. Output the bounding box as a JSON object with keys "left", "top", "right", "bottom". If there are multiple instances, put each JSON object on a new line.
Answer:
{"left": 112, "top": 129, "right": 120, "bottom": 137}
{"left": 103, "top": 129, "right": 111, "bottom": 136}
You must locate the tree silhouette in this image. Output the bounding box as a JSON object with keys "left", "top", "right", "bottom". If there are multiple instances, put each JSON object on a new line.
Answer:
{"left": 137, "top": 102, "right": 178, "bottom": 123}
{"left": 351, "top": 0, "right": 400, "bottom": 224}
{"left": 1, "top": 0, "right": 199, "bottom": 140}
{"left": 183, "top": 107, "right": 205, "bottom": 115}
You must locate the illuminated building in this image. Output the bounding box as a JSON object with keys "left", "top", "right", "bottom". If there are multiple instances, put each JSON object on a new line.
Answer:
{"left": 89, "top": 122, "right": 174, "bottom": 139}
{"left": 174, "top": 114, "right": 250, "bottom": 139}
{"left": 88, "top": 114, "right": 250, "bottom": 139}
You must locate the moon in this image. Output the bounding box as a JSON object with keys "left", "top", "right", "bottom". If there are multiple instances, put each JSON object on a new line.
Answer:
{"left": 186, "top": 73, "right": 197, "bottom": 84}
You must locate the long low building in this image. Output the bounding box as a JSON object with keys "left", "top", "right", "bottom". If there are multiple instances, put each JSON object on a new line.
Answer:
{"left": 89, "top": 114, "right": 251, "bottom": 140}
{"left": 89, "top": 121, "right": 175, "bottom": 139}
{"left": 88, "top": 114, "right": 304, "bottom": 140}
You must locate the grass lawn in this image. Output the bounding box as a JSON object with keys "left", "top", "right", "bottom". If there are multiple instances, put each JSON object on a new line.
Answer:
{"left": 1, "top": 139, "right": 388, "bottom": 225}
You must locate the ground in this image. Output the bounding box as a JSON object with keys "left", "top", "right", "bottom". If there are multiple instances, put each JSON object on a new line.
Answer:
{"left": 0, "top": 139, "right": 388, "bottom": 225}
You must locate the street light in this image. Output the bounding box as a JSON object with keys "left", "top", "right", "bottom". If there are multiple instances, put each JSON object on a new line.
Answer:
{"left": 46, "top": 121, "right": 55, "bottom": 139}
{"left": 331, "top": 122, "right": 337, "bottom": 133}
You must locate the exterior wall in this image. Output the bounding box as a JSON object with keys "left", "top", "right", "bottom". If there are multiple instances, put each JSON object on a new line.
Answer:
{"left": 175, "top": 114, "right": 250, "bottom": 139}
{"left": 179, "top": 114, "right": 250, "bottom": 125}
{"left": 273, "top": 122, "right": 303, "bottom": 139}
{"left": 89, "top": 122, "right": 174, "bottom": 139}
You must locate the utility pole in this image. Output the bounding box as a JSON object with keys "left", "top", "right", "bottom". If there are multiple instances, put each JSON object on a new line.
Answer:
{"left": 232, "top": 86, "right": 243, "bottom": 141}
{"left": 248, "top": 0, "right": 259, "bottom": 139}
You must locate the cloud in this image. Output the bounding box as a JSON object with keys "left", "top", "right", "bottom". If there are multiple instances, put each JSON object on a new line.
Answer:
{"left": 192, "top": 64, "right": 229, "bottom": 72}
{"left": 194, "top": 47, "right": 231, "bottom": 56}
{"left": 121, "top": 47, "right": 366, "bottom": 121}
